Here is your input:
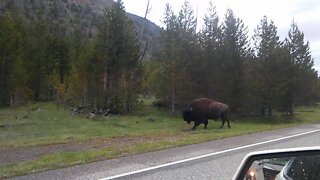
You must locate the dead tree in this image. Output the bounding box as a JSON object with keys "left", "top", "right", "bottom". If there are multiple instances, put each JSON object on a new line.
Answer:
{"left": 139, "top": 0, "right": 152, "bottom": 62}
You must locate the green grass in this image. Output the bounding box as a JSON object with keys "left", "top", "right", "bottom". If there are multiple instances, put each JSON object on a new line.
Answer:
{"left": 0, "top": 101, "right": 320, "bottom": 179}
{"left": 0, "top": 102, "right": 185, "bottom": 148}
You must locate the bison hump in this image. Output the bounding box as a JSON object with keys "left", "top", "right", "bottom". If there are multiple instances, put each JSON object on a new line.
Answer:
{"left": 190, "top": 98, "right": 215, "bottom": 110}
{"left": 209, "top": 102, "right": 228, "bottom": 111}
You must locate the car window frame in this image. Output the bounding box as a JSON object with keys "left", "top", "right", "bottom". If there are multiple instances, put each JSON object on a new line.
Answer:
{"left": 233, "top": 147, "right": 320, "bottom": 180}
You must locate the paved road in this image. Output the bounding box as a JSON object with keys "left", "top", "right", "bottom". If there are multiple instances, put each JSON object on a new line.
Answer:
{"left": 12, "top": 124, "right": 320, "bottom": 180}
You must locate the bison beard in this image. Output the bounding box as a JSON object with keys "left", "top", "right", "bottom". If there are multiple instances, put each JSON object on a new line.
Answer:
{"left": 182, "top": 98, "right": 230, "bottom": 130}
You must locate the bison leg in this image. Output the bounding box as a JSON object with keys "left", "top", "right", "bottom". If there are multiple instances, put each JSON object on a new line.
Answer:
{"left": 204, "top": 119, "right": 208, "bottom": 129}
{"left": 219, "top": 119, "right": 231, "bottom": 129}
{"left": 220, "top": 119, "right": 226, "bottom": 129}
{"left": 224, "top": 115, "right": 231, "bottom": 129}
{"left": 192, "top": 121, "right": 201, "bottom": 130}
{"left": 220, "top": 113, "right": 231, "bottom": 129}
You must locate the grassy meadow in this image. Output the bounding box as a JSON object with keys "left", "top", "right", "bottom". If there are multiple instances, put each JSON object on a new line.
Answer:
{"left": 0, "top": 100, "right": 319, "bottom": 179}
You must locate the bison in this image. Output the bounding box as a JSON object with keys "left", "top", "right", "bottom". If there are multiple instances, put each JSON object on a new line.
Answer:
{"left": 182, "top": 98, "right": 230, "bottom": 129}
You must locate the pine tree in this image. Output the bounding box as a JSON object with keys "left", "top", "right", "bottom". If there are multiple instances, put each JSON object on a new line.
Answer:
{"left": 0, "top": 13, "right": 30, "bottom": 106}
{"left": 28, "top": 12, "right": 52, "bottom": 101}
{"left": 47, "top": 37, "right": 70, "bottom": 84}
{"left": 67, "top": 29, "right": 93, "bottom": 106}
{"left": 175, "top": 1, "right": 200, "bottom": 105}
{"left": 286, "top": 20, "right": 318, "bottom": 107}
{"left": 157, "top": 3, "right": 179, "bottom": 113}
{"left": 221, "top": 9, "right": 249, "bottom": 112}
{"left": 199, "top": 1, "right": 222, "bottom": 98}
{"left": 0, "top": 13, "right": 11, "bottom": 105}
{"left": 252, "top": 16, "right": 283, "bottom": 115}
{"left": 157, "top": 1, "right": 199, "bottom": 113}
{"left": 96, "top": 0, "right": 142, "bottom": 113}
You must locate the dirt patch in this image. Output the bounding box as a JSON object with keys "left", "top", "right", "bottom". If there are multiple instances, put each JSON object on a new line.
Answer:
{"left": 0, "top": 135, "right": 182, "bottom": 164}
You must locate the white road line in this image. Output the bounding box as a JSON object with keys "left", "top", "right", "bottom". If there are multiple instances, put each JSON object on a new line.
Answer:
{"left": 99, "top": 129, "right": 320, "bottom": 180}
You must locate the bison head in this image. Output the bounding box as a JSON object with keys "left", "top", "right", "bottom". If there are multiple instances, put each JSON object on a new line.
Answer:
{"left": 182, "top": 107, "right": 196, "bottom": 124}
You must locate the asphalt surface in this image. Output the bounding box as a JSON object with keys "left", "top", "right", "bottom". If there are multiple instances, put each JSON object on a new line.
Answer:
{"left": 11, "top": 124, "right": 320, "bottom": 180}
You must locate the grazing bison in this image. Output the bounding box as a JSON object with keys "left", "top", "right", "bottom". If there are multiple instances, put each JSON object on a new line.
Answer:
{"left": 182, "top": 98, "right": 230, "bottom": 129}
{"left": 182, "top": 107, "right": 205, "bottom": 130}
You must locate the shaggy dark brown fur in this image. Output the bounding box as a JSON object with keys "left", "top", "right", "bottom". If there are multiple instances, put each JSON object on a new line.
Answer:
{"left": 186, "top": 98, "right": 230, "bottom": 129}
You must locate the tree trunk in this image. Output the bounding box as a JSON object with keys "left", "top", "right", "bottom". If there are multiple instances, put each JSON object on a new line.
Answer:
{"left": 10, "top": 96, "right": 13, "bottom": 107}
{"left": 82, "top": 82, "right": 87, "bottom": 105}
{"left": 1, "top": 52, "right": 8, "bottom": 105}
{"left": 290, "top": 99, "right": 295, "bottom": 116}
{"left": 171, "top": 86, "right": 175, "bottom": 115}
{"left": 103, "top": 69, "right": 107, "bottom": 90}
{"left": 260, "top": 107, "right": 265, "bottom": 116}
{"left": 268, "top": 107, "right": 272, "bottom": 116}
{"left": 139, "top": 0, "right": 150, "bottom": 38}
{"left": 57, "top": 91, "right": 61, "bottom": 109}
{"left": 171, "top": 63, "right": 176, "bottom": 115}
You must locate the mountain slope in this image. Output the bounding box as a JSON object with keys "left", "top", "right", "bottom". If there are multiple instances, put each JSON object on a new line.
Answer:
{"left": 0, "top": 0, "right": 161, "bottom": 58}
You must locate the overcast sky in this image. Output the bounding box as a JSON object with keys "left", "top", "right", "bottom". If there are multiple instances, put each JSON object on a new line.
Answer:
{"left": 122, "top": 0, "right": 320, "bottom": 72}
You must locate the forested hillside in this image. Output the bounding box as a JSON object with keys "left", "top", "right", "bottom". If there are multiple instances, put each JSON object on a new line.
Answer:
{"left": 0, "top": 0, "right": 319, "bottom": 116}
{"left": 0, "top": 0, "right": 160, "bottom": 113}
{"left": 0, "top": 0, "right": 160, "bottom": 51}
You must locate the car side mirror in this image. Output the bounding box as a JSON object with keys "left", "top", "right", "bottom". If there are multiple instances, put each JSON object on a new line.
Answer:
{"left": 233, "top": 147, "right": 320, "bottom": 180}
